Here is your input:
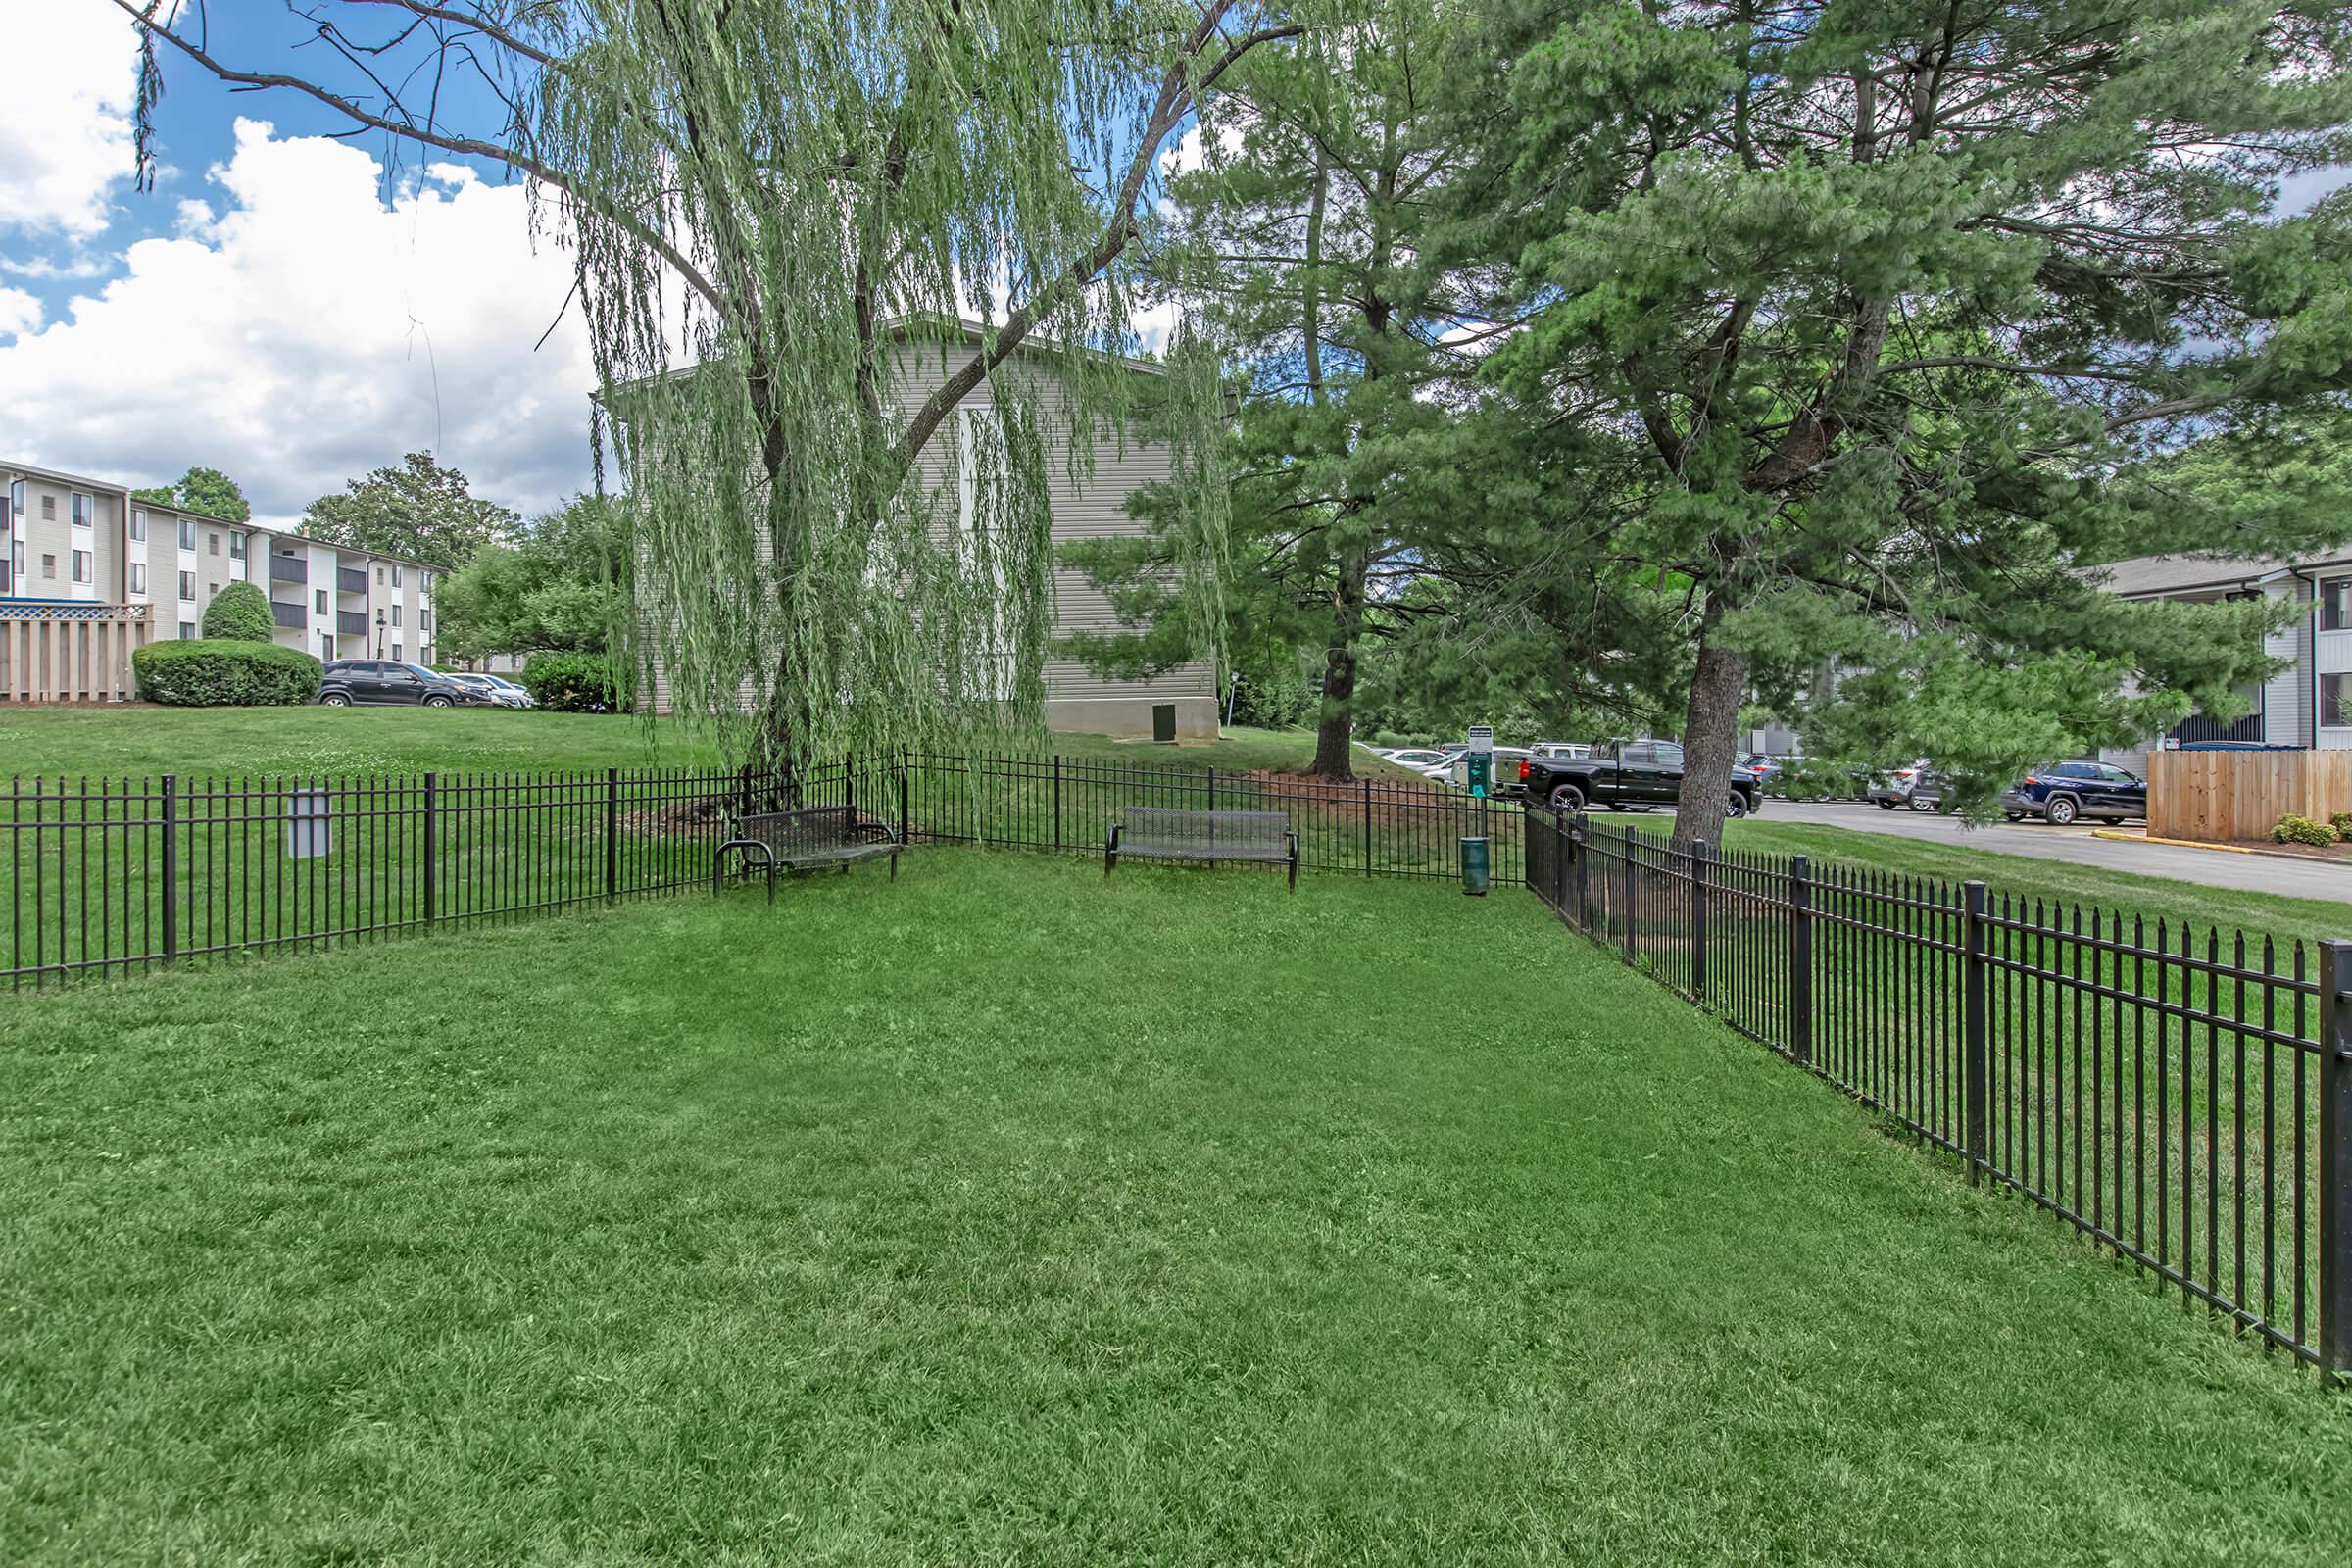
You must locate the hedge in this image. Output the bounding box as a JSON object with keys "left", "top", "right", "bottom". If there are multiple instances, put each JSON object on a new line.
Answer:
{"left": 200, "top": 580, "right": 275, "bottom": 643}
{"left": 520, "top": 651, "right": 622, "bottom": 713}
{"left": 134, "top": 638, "right": 322, "bottom": 707}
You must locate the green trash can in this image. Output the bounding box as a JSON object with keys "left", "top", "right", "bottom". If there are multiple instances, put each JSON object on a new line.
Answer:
{"left": 1460, "top": 836, "right": 1491, "bottom": 897}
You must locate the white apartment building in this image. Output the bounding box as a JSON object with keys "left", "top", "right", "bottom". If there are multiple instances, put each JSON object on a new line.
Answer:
{"left": 1, "top": 459, "right": 443, "bottom": 702}
{"left": 2094, "top": 550, "right": 2352, "bottom": 767}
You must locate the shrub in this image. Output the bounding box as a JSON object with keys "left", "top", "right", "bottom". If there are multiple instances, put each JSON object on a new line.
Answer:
{"left": 2270, "top": 813, "right": 2340, "bottom": 848}
{"left": 134, "top": 638, "right": 321, "bottom": 707}
{"left": 199, "top": 580, "right": 275, "bottom": 643}
{"left": 520, "top": 651, "right": 621, "bottom": 713}
{"left": 2333, "top": 810, "right": 2352, "bottom": 838}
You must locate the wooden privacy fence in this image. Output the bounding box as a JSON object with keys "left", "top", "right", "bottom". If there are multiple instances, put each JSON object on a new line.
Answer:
{"left": 2148, "top": 749, "right": 2352, "bottom": 842}
{"left": 0, "top": 605, "right": 150, "bottom": 704}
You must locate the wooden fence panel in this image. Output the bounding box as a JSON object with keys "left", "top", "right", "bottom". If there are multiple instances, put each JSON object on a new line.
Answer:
{"left": 2147, "top": 749, "right": 2352, "bottom": 841}
{"left": 0, "top": 608, "right": 149, "bottom": 704}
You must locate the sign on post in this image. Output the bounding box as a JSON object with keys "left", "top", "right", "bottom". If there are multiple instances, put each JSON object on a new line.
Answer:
{"left": 285, "top": 790, "right": 332, "bottom": 859}
{"left": 1465, "top": 725, "right": 1494, "bottom": 799}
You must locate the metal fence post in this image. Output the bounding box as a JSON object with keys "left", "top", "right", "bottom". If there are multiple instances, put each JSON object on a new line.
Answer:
{"left": 1788, "top": 855, "right": 1813, "bottom": 1066}
{"left": 1622, "top": 824, "right": 1637, "bottom": 961}
{"left": 422, "top": 771, "right": 437, "bottom": 930}
{"left": 1362, "top": 777, "right": 1373, "bottom": 874}
{"left": 159, "top": 773, "right": 177, "bottom": 965}
{"left": 1570, "top": 812, "right": 1588, "bottom": 927}
{"left": 1206, "top": 765, "right": 1216, "bottom": 814}
{"left": 1690, "top": 839, "right": 1710, "bottom": 1002}
{"left": 1053, "top": 754, "right": 1062, "bottom": 850}
{"left": 1963, "top": 880, "right": 1989, "bottom": 1187}
{"left": 605, "top": 767, "right": 620, "bottom": 903}
{"left": 900, "top": 765, "right": 911, "bottom": 849}
{"left": 2320, "top": 940, "right": 2352, "bottom": 1376}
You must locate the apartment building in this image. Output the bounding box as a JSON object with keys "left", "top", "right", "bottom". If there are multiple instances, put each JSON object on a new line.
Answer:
{"left": 2094, "top": 550, "right": 2352, "bottom": 768}
{"left": 614, "top": 318, "right": 1222, "bottom": 740}
{"left": 1, "top": 459, "right": 442, "bottom": 701}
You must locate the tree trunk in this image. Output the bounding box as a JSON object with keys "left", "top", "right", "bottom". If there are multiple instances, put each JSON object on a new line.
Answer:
{"left": 1308, "top": 545, "right": 1369, "bottom": 781}
{"left": 1670, "top": 622, "right": 1747, "bottom": 851}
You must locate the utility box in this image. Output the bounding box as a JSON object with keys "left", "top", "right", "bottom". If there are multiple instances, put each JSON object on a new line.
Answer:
{"left": 285, "top": 790, "right": 331, "bottom": 860}
{"left": 1152, "top": 703, "right": 1177, "bottom": 743}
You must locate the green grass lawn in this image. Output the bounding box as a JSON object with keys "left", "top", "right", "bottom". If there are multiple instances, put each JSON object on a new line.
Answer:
{"left": 0, "top": 708, "right": 1407, "bottom": 783}
{"left": 3, "top": 852, "right": 2341, "bottom": 1564}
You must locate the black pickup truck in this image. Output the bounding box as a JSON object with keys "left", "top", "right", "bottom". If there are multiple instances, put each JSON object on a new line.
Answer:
{"left": 1518, "top": 740, "right": 1764, "bottom": 819}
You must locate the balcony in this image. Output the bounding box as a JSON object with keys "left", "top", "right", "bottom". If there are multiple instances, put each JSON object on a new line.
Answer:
{"left": 271, "top": 601, "right": 306, "bottom": 631}
{"left": 2167, "top": 687, "right": 2266, "bottom": 747}
{"left": 269, "top": 554, "right": 308, "bottom": 585}
{"left": 337, "top": 566, "right": 368, "bottom": 596}
{"left": 338, "top": 610, "right": 368, "bottom": 636}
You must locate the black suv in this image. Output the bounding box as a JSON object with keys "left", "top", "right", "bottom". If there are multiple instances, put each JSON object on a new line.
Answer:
{"left": 316, "top": 661, "right": 486, "bottom": 708}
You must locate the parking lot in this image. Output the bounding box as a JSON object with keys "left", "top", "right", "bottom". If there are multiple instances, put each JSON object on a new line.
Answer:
{"left": 1751, "top": 799, "right": 2349, "bottom": 903}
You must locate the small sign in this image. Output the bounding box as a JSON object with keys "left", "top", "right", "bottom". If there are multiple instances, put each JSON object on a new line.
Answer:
{"left": 1467, "top": 725, "right": 1494, "bottom": 756}
{"left": 1465, "top": 727, "right": 1494, "bottom": 800}
{"left": 285, "top": 790, "right": 331, "bottom": 859}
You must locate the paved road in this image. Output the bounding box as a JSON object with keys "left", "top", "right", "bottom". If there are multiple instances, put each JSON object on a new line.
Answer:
{"left": 1742, "top": 799, "right": 2351, "bottom": 905}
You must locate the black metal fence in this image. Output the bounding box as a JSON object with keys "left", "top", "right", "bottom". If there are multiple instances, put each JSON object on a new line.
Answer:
{"left": 4, "top": 753, "right": 1518, "bottom": 989}
{"left": 1526, "top": 808, "right": 2351, "bottom": 1378}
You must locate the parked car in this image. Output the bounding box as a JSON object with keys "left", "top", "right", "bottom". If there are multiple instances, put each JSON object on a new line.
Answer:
{"left": 447, "top": 672, "right": 534, "bottom": 709}
{"left": 1738, "top": 753, "right": 1797, "bottom": 791}
{"left": 316, "top": 661, "right": 490, "bottom": 708}
{"left": 2002, "top": 760, "right": 2147, "bottom": 826}
{"left": 1869, "top": 760, "right": 1947, "bottom": 811}
{"left": 1381, "top": 748, "right": 1453, "bottom": 770}
{"left": 1521, "top": 739, "right": 1763, "bottom": 818}
{"left": 1529, "top": 742, "right": 1592, "bottom": 760}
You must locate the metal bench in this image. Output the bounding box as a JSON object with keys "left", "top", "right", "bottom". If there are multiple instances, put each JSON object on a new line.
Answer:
{"left": 714, "top": 805, "right": 901, "bottom": 903}
{"left": 1105, "top": 806, "right": 1298, "bottom": 890}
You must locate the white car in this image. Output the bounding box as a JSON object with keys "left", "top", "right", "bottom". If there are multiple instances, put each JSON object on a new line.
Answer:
{"left": 1382, "top": 748, "right": 1453, "bottom": 770}
{"left": 447, "top": 672, "right": 535, "bottom": 709}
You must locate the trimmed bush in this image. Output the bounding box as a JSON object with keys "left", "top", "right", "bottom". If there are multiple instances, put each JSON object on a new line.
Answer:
{"left": 200, "top": 580, "right": 275, "bottom": 643}
{"left": 2269, "top": 813, "right": 2340, "bottom": 848}
{"left": 2333, "top": 810, "right": 2352, "bottom": 838}
{"left": 134, "top": 639, "right": 322, "bottom": 707}
{"left": 520, "top": 651, "right": 621, "bottom": 713}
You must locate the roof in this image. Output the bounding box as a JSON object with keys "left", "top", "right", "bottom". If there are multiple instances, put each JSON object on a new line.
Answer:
{"left": 2089, "top": 551, "right": 2352, "bottom": 599}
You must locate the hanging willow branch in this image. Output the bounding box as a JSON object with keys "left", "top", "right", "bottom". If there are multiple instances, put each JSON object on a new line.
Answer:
{"left": 118, "top": 0, "right": 1299, "bottom": 765}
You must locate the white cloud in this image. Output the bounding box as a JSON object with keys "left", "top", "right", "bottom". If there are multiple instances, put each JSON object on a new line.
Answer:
{"left": 0, "top": 7, "right": 139, "bottom": 237}
{"left": 0, "top": 119, "right": 598, "bottom": 520}
{"left": 0, "top": 287, "right": 41, "bottom": 338}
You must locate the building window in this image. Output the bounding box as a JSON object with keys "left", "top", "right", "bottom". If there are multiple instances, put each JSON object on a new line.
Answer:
{"left": 420, "top": 609, "right": 432, "bottom": 633}
{"left": 391, "top": 564, "right": 403, "bottom": 588}
{"left": 73, "top": 550, "right": 92, "bottom": 584}
{"left": 71, "top": 493, "right": 92, "bottom": 528}
{"left": 178, "top": 570, "right": 195, "bottom": 601}
{"left": 130, "top": 508, "right": 147, "bottom": 542}
{"left": 40, "top": 495, "right": 55, "bottom": 519}
{"left": 8, "top": 479, "right": 22, "bottom": 519}
{"left": 129, "top": 563, "right": 146, "bottom": 595}
{"left": 179, "top": 621, "right": 195, "bottom": 640}
{"left": 315, "top": 589, "right": 327, "bottom": 614}
{"left": 376, "top": 565, "right": 385, "bottom": 585}
{"left": 179, "top": 518, "right": 195, "bottom": 551}
{"left": 2325, "top": 672, "right": 2352, "bottom": 729}
{"left": 207, "top": 532, "right": 220, "bottom": 556}
{"left": 41, "top": 553, "right": 57, "bottom": 579}
{"left": 391, "top": 643, "right": 402, "bottom": 662}
{"left": 207, "top": 581, "right": 220, "bottom": 600}
{"left": 421, "top": 569, "right": 433, "bottom": 594}
{"left": 390, "top": 604, "right": 402, "bottom": 628}
{"left": 230, "top": 533, "right": 246, "bottom": 560}
{"left": 2322, "top": 577, "right": 2352, "bottom": 633}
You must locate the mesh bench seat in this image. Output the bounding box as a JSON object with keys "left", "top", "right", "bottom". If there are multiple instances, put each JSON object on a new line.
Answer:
{"left": 715, "top": 805, "right": 901, "bottom": 903}
{"left": 1106, "top": 807, "right": 1298, "bottom": 891}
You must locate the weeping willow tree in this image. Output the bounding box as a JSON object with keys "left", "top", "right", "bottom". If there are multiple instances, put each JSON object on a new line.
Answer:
{"left": 122, "top": 0, "right": 1293, "bottom": 765}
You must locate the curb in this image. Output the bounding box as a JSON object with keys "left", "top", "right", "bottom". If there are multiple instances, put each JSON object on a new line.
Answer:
{"left": 2089, "top": 828, "right": 2328, "bottom": 859}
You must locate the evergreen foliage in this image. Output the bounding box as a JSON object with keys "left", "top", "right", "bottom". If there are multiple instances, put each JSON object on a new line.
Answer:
{"left": 304, "top": 453, "right": 516, "bottom": 573}
{"left": 199, "top": 581, "right": 274, "bottom": 643}
{"left": 133, "top": 640, "right": 321, "bottom": 707}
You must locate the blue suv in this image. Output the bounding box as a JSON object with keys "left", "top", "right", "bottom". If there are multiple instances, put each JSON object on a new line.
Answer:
{"left": 2002, "top": 760, "right": 2146, "bottom": 826}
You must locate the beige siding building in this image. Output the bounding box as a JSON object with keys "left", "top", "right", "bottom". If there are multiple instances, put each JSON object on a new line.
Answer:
{"left": 2, "top": 459, "right": 442, "bottom": 702}
{"left": 628, "top": 321, "right": 1220, "bottom": 740}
